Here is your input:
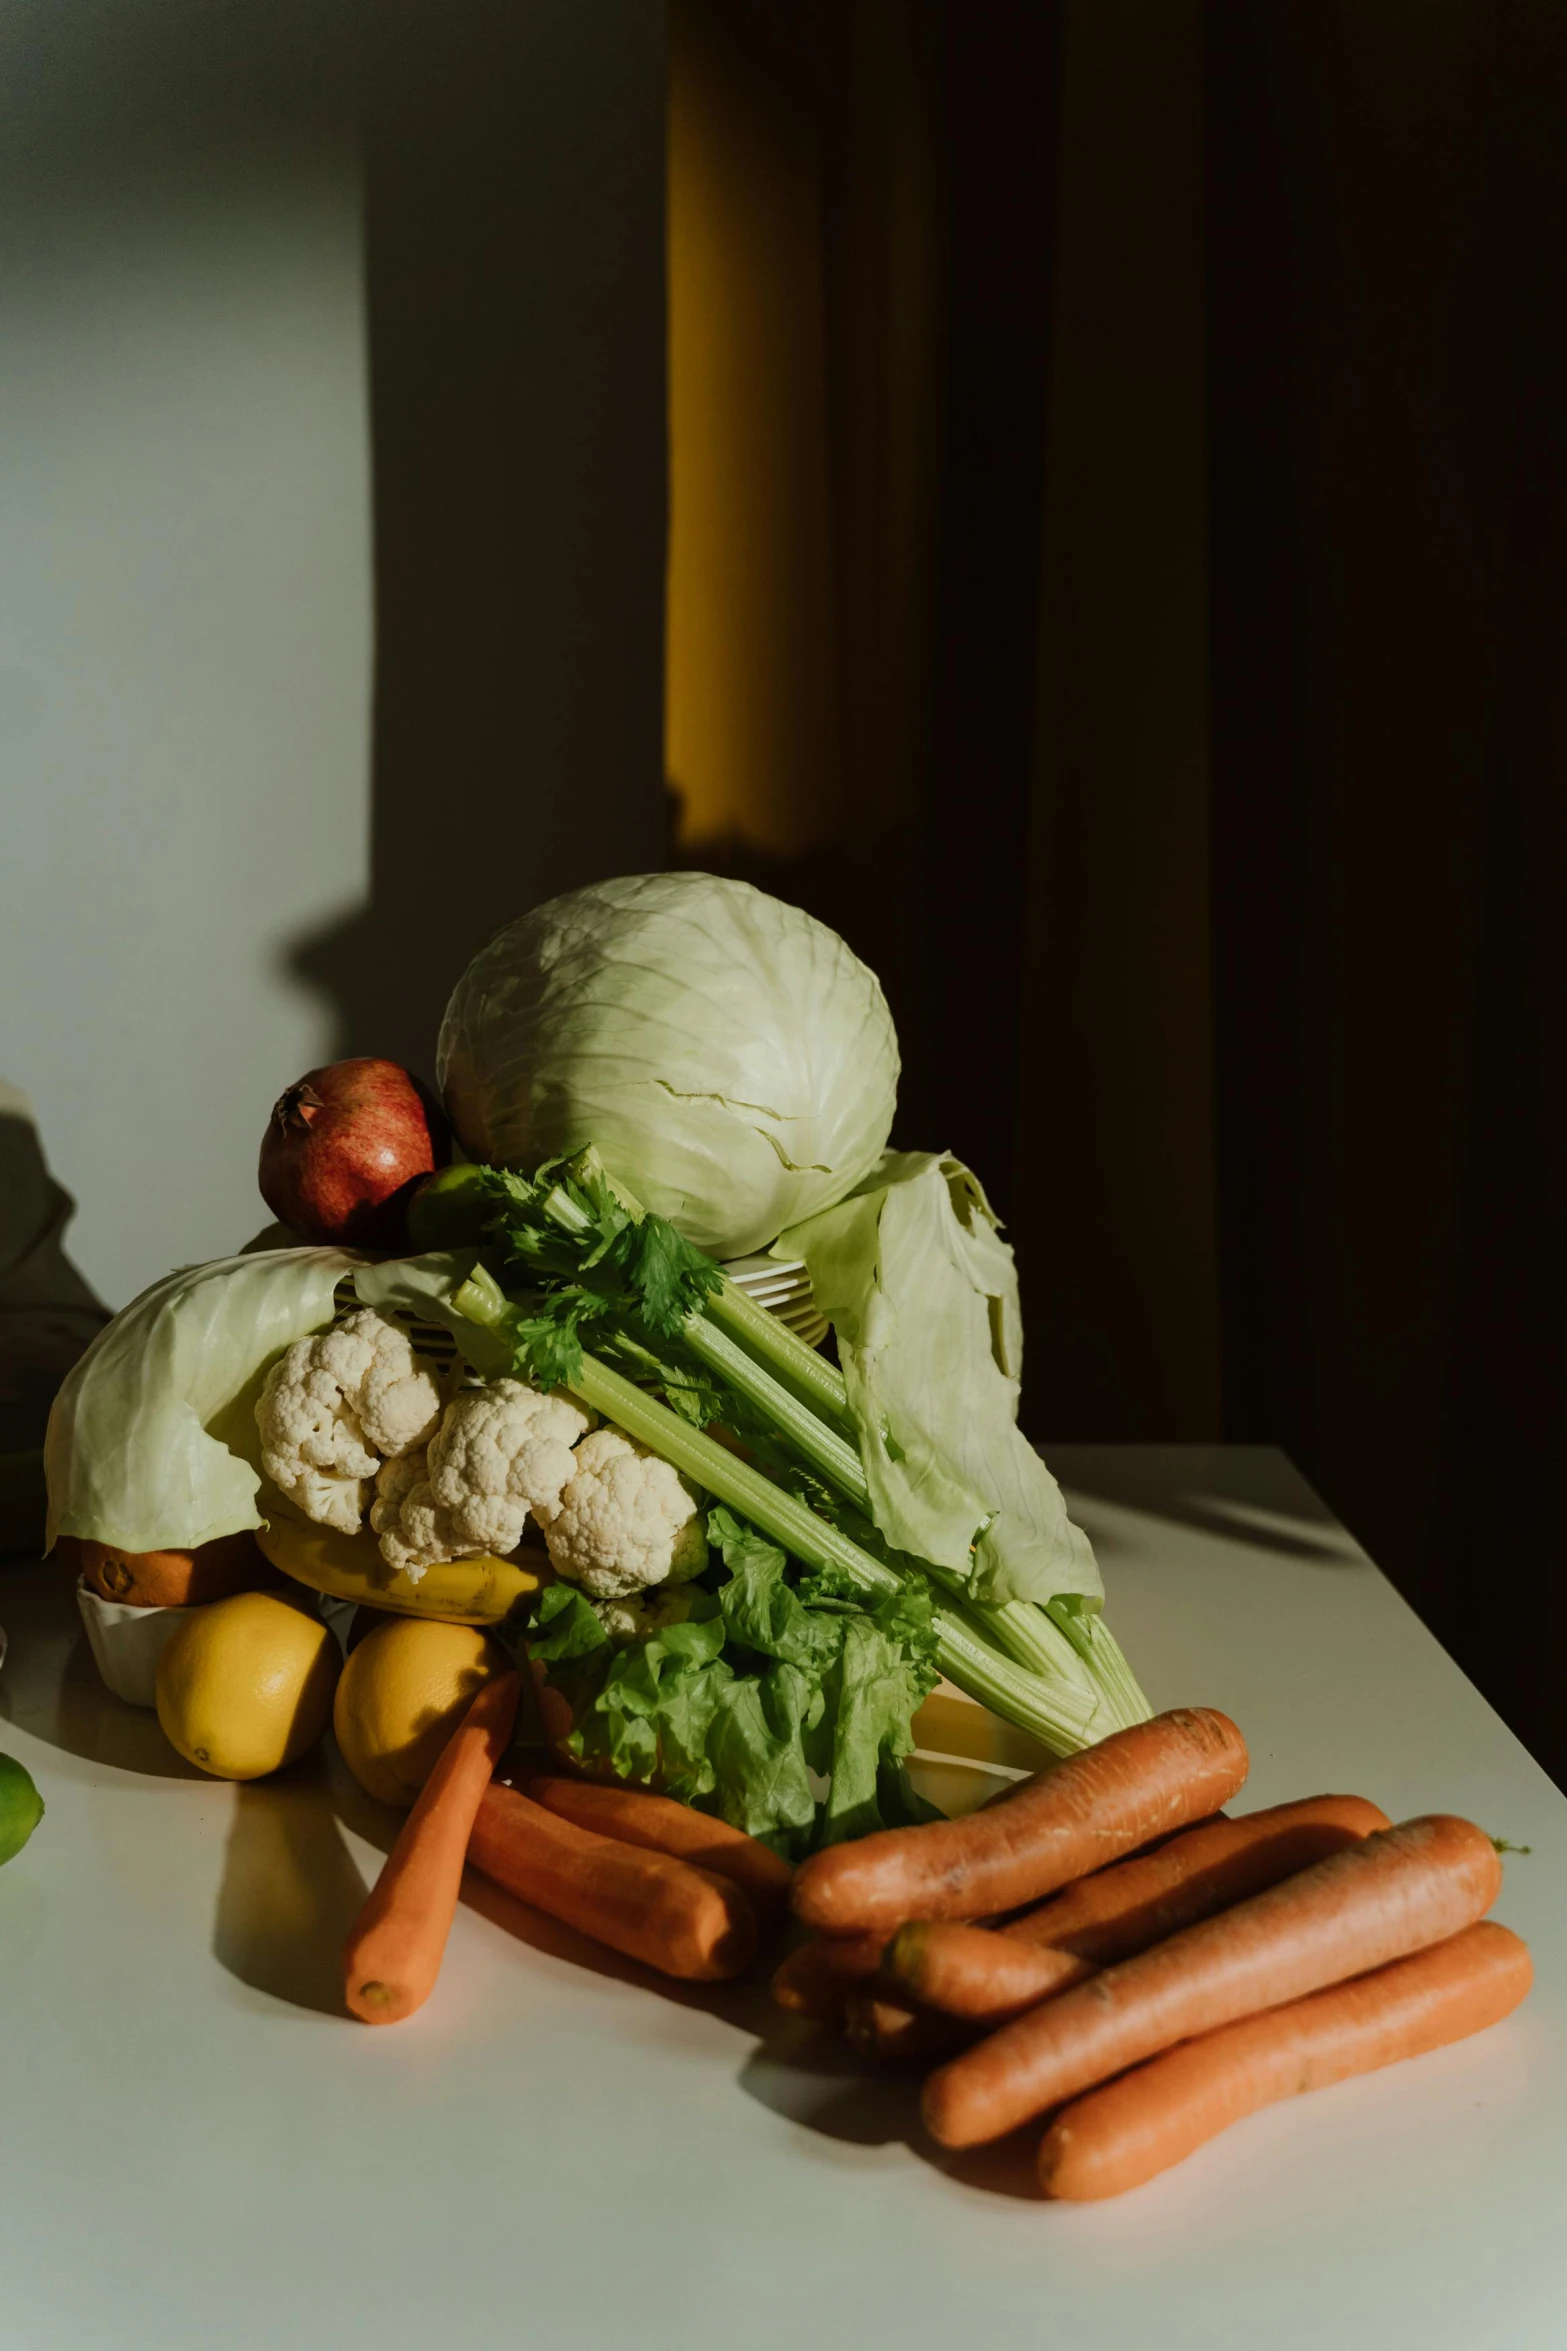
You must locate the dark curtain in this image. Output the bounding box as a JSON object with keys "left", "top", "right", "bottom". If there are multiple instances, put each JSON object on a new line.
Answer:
{"left": 1207, "top": 1, "right": 1567, "bottom": 1777}
{"left": 672, "top": 0, "right": 1567, "bottom": 1783}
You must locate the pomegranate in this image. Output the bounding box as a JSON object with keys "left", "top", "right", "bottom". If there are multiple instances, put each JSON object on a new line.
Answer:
{"left": 258, "top": 1057, "right": 450, "bottom": 1246}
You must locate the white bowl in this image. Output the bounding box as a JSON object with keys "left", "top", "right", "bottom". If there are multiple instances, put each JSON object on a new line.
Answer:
{"left": 75, "top": 1578, "right": 203, "bottom": 1709}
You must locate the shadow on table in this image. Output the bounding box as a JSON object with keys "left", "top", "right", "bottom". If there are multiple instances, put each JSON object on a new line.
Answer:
{"left": 457, "top": 1864, "right": 783, "bottom": 2040}
{"left": 733, "top": 2010, "right": 1041, "bottom": 2200}
{"left": 1050, "top": 1442, "right": 1363, "bottom": 1569}
{"left": 311, "top": 1726, "right": 1051, "bottom": 2189}
{"left": 737, "top": 2008, "right": 924, "bottom": 2147}
{"left": 212, "top": 1760, "right": 370, "bottom": 2018}
{"left": 216, "top": 1725, "right": 1047, "bottom": 2195}
{"left": 0, "top": 1567, "right": 208, "bottom": 1778}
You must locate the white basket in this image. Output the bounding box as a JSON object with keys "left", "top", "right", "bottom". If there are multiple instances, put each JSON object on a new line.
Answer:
{"left": 75, "top": 1578, "right": 202, "bottom": 1710}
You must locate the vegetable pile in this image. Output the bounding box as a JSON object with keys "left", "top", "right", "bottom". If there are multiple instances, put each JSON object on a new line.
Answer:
{"left": 45, "top": 873, "right": 1152, "bottom": 1857}
{"left": 30, "top": 868, "right": 1534, "bottom": 2209}
{"left": 380, "top": 1145, "right": 1145, "bottom": 1851}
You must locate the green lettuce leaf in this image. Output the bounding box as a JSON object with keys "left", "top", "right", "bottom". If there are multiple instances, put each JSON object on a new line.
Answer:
{"left": 527, "top": 1580, "right": 614, "bottom": 1663}
{"left": 819, "top": 1613, "right": 939, "bottom": 1844}
{"left": 779, "top": 1154, "right": 1100, "bottom": 1611}
{"left": 709, "top": 1506, "right": 842, "bottom": 1675}
{"left": 705, "top": 1665, "right": 823, "bottom": 1848}
{"left": 532, "top": 1504, "right": 946, "bottom": 1856}
{"left": 540, "top": 1590, "right": 737, "bottom": 1807}
{"left": 43, "top": 1249, "right": 358, "bottom": 1554}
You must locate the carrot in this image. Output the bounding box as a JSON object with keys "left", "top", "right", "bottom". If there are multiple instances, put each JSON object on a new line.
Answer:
{"left": 771, "top": 1930, "right": 887, "bottom": 2018}
{"left": 889, "top": 1921, "right": 1089, "bottom": 2021}
{"left": 519, "top": 1773, "right": 794, "bottom": 1925}
{"left": 1005, "top": 1792, "right": 1390, "bottom": 1954}
{"left": 891, "top": 1795, "right": 1391, "bottom": 2022}
{"left": 343, "top": 1669, "right": 521, "bottom": 2026}
{"left": 792, "top": 1708, "right": 1248, "bottom": 1936}
{"left": 923, "top": 1813, "right": 1502, "bottom": 2147}
{"left": 843, "top": 1985, "right": 967, "bottom": 2062}
{"left": 1039, "top": 1919, "right": 1533, "bottom": 2199}
{"left": 468, "top": 1782, "right": 757, "bottom": 1981}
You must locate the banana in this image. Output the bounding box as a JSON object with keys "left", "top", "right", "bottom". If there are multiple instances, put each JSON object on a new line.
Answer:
{"left": 255, "top": 1508, "right": 543, "bottom": 1626}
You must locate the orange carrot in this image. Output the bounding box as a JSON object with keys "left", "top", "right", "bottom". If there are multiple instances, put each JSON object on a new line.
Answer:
{"left": 1039, "top": 1920, "right": 1533, "bottom": 2199}
{"left": 923, "top": 1813, "right": 1502, "bottom": 2147}
{"left": 519, "top": 1773, "right": 793, "bottom": 1924}
{"left": 771, "top": 1930, "right": 887, "bottom": 2018}
{"left": 891, "top": 1795, "right": 1391, "bottom": 2022}
{"left": 468, "top": 1782, "right": 757, "bottom": 1981}
{"left": 888, "top": 1921, "right": 1089, "bottom": 2020}
{"left": 344, "top": 1670, "right": 521, "bottom": 2026}
{"left": 792, "top": 1709, "right": 1249, "bottom": 1936}
{"left": 843, "top": 1985, "right": 968, "bottom": 2062}
{"left": 527, "top": 1656, "right": 576, "bottom": 1748}
{"left": 1005, "top": 1792, "right": 1390, "bottom": 1955}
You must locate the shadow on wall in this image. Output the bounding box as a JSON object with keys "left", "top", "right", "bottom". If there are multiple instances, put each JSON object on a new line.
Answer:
{"left": 287, "top": 0, "right": 672, "bottom": 1082}
{"left": 0, "top": 1092, "right": 109, "bottom": 1555}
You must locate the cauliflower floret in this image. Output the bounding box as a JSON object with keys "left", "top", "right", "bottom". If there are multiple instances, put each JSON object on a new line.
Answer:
{"left": 591, "top": 1584, "right": 701, "bottom": 1647}
{"left": 369, "top": 1450, "right": 481, "bottom": 1583}
{"left": 354, "top": 1319, "right": 451, "bottom": 1458}
{"left": 257, "top": 1309, "right": 442, "bottom": 1534}
{"left": 370, "top": 1378, "right": 593, "bottom": 1577}
{"left": 425, "top": 1379, "right": 593, "bottom": 1554}
{"left": 545, "top": 1427, "right": 707, "bottom": 1600}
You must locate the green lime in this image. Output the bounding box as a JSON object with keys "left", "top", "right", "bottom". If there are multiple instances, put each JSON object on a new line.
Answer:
{"left": 0, "top": 1752, "right": 44, "bottom": 1866}
{"left": 403, "top": 1161, "right": 492, "bottom": 1249}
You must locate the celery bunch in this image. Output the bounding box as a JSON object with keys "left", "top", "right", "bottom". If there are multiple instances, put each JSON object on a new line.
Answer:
{"left": 422, "top": 1153, "right": 1151, "bottom": 1782}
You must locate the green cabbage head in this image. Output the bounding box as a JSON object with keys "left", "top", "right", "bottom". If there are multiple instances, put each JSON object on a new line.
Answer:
{"left": 436, "top": 874, "right": 900, "bottom": 1259}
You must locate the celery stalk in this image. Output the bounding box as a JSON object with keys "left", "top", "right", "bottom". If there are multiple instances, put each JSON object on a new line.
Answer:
{"left": 537, "top": 1169, "right": 853, "bottom": 1432}
{"left": 676, "top": 1312, "right": 870, "bottom": 1507}
{"left": 565, "top": 1351, "right": 1095, "bottom": 1752}
{"left": 702, "top": 1277, "right": 854, "bottom": 1432}
{"left": 460, "top": 1194, "right": 1130, "bottom": 1757}
{"left": 1045, "top": 1600, "right": 1153, "bottom": 1729}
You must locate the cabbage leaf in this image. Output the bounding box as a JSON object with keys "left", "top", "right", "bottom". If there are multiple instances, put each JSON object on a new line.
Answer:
{"left": 43, "top": 1249, "right": 357, "bottom": 1555}
{"left": 779, "top": 1155, "right": 1100, "bottom": 1611}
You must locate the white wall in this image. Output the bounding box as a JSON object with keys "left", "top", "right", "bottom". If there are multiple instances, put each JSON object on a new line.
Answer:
{"left": 1, "top": 46, "right": 371, "bottom": 1307}
{"left": 0, "top": 3, "right": 670, "bottom": 1315}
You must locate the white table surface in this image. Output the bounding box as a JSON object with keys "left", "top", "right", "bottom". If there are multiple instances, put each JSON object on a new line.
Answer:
{"left": 2, "top": 1444, "right": 1563, "bottom": 2351}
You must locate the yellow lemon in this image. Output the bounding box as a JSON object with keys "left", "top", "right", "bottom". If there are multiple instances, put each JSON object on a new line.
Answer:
{"left": 332, "top": 1617, "right": 504, "bottom": 1809}
{"left": 155, "top": 1590, "right": 339, "bottom": 1780}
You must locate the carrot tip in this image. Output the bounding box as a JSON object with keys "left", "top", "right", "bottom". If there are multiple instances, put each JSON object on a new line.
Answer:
{"left": 356, "top": 1980, "right": 396, "bottom": 2009}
